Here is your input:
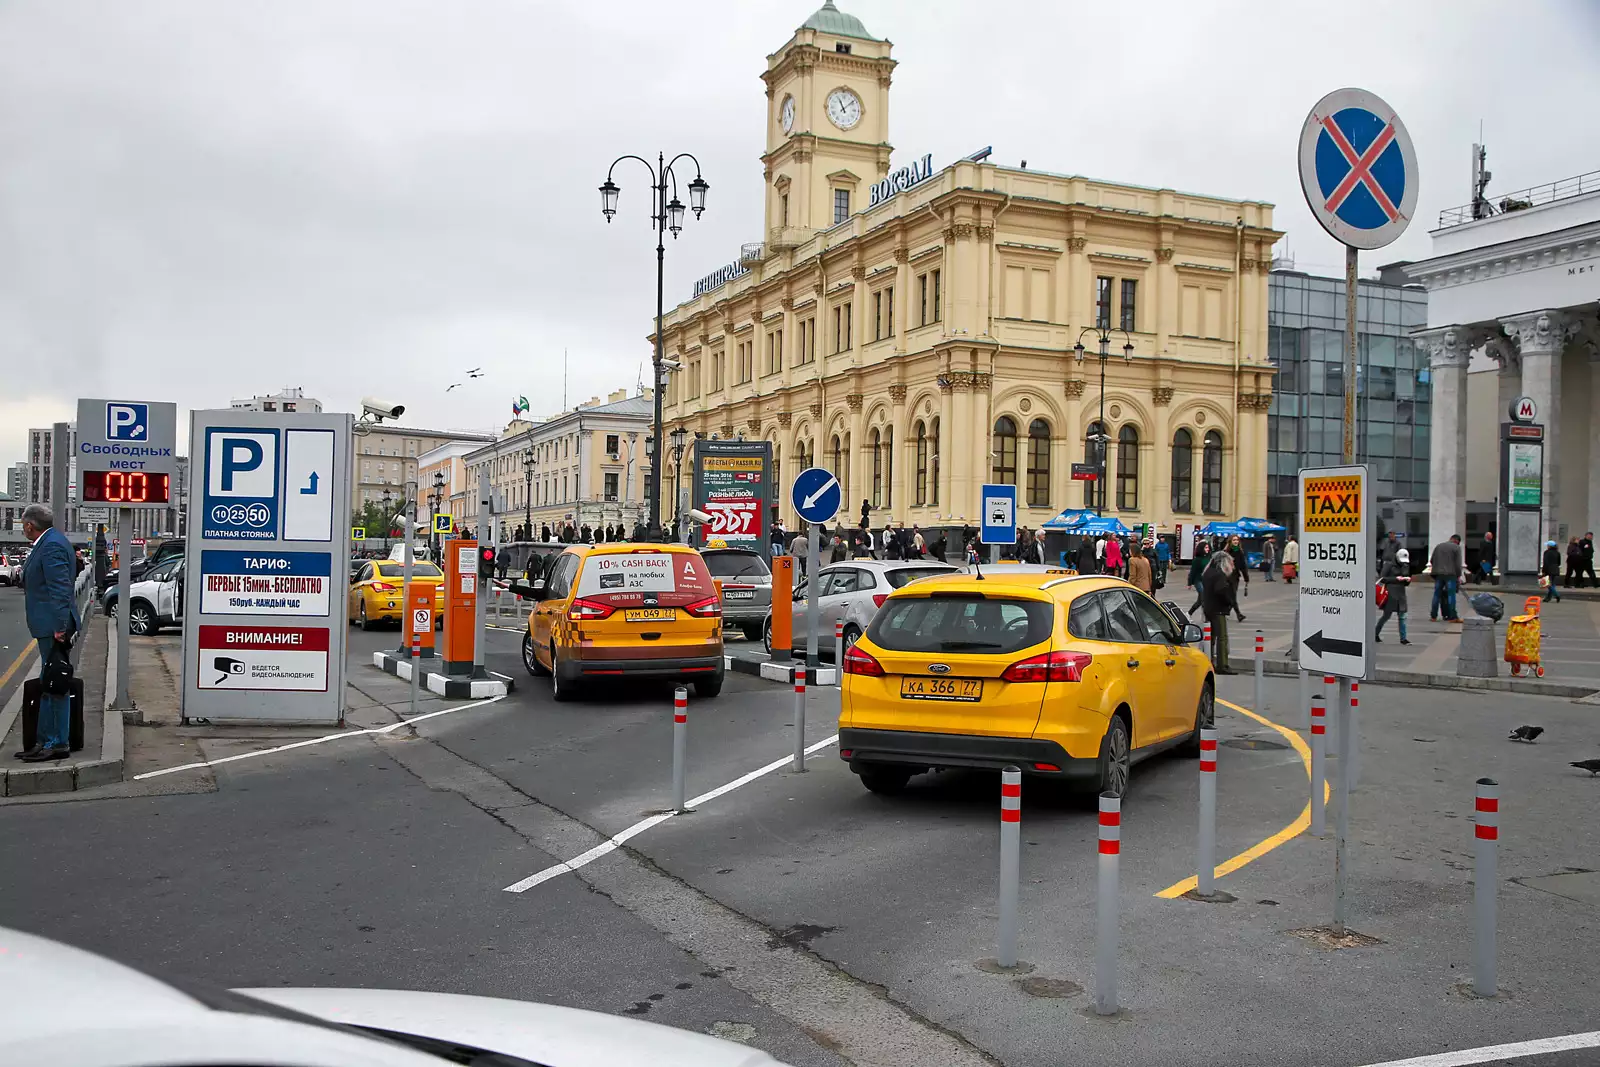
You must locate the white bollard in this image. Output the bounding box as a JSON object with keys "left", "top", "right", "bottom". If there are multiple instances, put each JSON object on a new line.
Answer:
{"left": 671, "top": 687, "right": 688, "bottom": 813}
{"left": 409, "top": 631, "right": 421, "bottom": 718}
{"left": 1253, "top": 630, "right": 1264, "bottom": 715}
{"left": 792, "top": 665, "right": 807, "bottom": 772}
{"left": 1197, "top": 728, "right": 1218, "bottom": 897}
{"left": 835, "top": 619, "right": 845, "bottom": 682}
{"left": 1202, "top": 621, "right": 1213, "bottom": 665}
{"left": 997, "top": 767, "right": 1021, "bottom": 968}
{"left": 1095, "top": 792, "right": 1120, "bottom": 1016}
{"left": 1309, "top": 689, "right": 1326, "bottom": 838}
{"left": 1474, "top": 778, "right": 1499, "bottom": 997}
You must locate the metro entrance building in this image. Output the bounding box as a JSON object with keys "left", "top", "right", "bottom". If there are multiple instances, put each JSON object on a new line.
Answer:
{"left": 657, "top": 2, "right": 1282, "bottom": 535}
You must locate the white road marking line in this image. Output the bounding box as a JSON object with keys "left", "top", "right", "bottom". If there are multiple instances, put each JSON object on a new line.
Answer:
{"left": 131, "top": 695, "right": 506, "bottom": 780}
{"left": 503, "top": 733, "right": 840, "bottom": 893}
{"left": 1355, "top": 1030, "right": 1600, "bottom": 1067}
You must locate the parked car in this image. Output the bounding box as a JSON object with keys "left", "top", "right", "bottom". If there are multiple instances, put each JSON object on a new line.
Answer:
{"left": 0, "top": 923, "right": 786, "bottom": 1067}
{"left": 700, "top": 547, "right": 772, "bottom": 641}
{"left": 763, "top": 559, "right": 957, "bottom": 657}
{"left": 349, "top": 559, "right": 445, "bottom": 630}
{"left": 838, "top": 568, "right": 1212, "bottom": 797}
{"left": 0, "top": 552, "right": 24, "bottom": 587}
{"left": 103, "top": 556, "right": 185, "bottom": 635}
{"left": 98, "top": 537, "right": 184, "bottom": 595}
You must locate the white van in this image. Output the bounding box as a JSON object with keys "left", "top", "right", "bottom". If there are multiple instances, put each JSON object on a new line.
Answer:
{"left": 387, "top": 543, "right": 431, "bottom": 563}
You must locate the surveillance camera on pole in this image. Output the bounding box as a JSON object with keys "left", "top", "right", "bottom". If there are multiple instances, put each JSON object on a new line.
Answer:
{"left": 362, "top": 397, "right": 406, "bottom": 422}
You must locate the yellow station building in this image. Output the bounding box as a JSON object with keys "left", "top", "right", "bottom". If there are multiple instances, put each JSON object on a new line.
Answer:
{"left": 659, "top": 1, "right": 1283, "bottom": 536}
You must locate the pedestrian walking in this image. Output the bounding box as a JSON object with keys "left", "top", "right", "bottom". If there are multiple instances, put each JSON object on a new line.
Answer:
{"left": 884, "top": 522, "right": 903, "bottom": 561}
{"left": 1127, "top": 544, "right": 1153, "bottom": 594}
{"left": 1201, "top": 551, "right": 1238, "bottom": 674}
{"left": 16, "top": 505, "right": 81, "bottom": 763}
{"left": 912, "top": 526, "right": 925, "bottom": 557}
{"left": 831, "top": 535, "right": 848, "bottom": 564}
{"left": 1075, "top": 535, "right": 1096, "bottom": 576}
{"left": 1104, "top": 535, "right": 1123, "bottom": 576}
{"left": 1282, "top": 536, "right": 1299, "bottom": 584}
{"left": 496, "top": 549, "right": 509, "bottom": 580}
{"left": 1374, "top": 552, "right": 1411, "bottom": 645}
{"left": 1226, "top": 535, "right": 1248, "bottom": 621}
{"left": 1430, "top": 535, "right": 1464, "bottom": 621}
{"left": 1095, "top": 535, "right": 1107, "bottom": 571}
{"left": 770, "top": 522, "right": 786, "bottom": 556}
{"left": 1565, "top": 537, "right": 1583, "bottom": 588}
{"left": 790, "top": 530, "right": 809, "bottom": 576}
{"left": 860, "top": 498, "right": 872, "bottom": 530}
{"left": 1187, "top": 540, "right": 1213, "bottom": 616}
{"left": 1477, "top": 530, "right": 1497, "bottom": 584}
{"left": 1542, "top": 540, "right": 1563, "bottom": 602}
{"left": 1262, "top": 536, "right": 1278, "bottom": 581}
{"left": 1582, "top": 531, "right": 1598, "bottom": 588}
{"left": 1154, "top": 536, "right": 1171, "bottom": 588}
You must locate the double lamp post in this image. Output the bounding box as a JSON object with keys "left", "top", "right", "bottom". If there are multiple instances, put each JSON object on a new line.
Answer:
{"left": 1075, "top": 326, "right": 1134, "bottom": 517}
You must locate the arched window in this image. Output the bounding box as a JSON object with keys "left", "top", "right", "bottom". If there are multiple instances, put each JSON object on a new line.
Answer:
{"left": 1202, "top": 430, "right": 1224, "bottom": 514}
{"left": 992, "top": 416, "right": 1018, "bottom": 485}
{"left": 1082, "top": 420, "right": 1106, "bottom": 510}
{"left": 914, "top": 420, "right": 928, "bottom": 506}
{"left": 883, "top": 426, "right": 893, "bottom": 509}
{"left": 1171, "top": 429, "right": 1193, "bottom": 513}
{"left": 1026, "top": 419, "right": 1050, "bottom": 508}
{"left": 831, "top": 434, "right": 842, "bottom": 481}
{"left": 870, "top": 428, "right": 884, "bottom": 507}
{"left": 929, "top": 417, "right": 941, "bottom": 506}
{"left": 1116, "top": 425, "right": 1139, "bottom": 511}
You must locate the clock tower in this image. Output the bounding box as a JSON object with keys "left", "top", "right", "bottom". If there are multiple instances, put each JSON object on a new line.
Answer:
{"left": 761, "top": 2, "right": 895, "bottom": 248}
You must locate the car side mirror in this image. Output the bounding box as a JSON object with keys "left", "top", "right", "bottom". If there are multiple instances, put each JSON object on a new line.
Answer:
{"left": 1182, "top": 623, "right": 1204, "bottom": 645}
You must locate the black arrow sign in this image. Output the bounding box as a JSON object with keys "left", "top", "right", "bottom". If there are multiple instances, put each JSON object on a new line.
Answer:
{"left": 1303, "top": 630, "right": 1363, "bottom": 659}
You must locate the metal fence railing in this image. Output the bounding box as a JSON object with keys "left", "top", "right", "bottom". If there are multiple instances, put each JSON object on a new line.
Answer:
{"left": 1437, "top": 169, "right": 1600, "bottom": 229}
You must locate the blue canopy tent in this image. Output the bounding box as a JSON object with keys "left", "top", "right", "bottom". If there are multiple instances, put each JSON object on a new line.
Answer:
{"left": 1042, "top": 508, "right": 1099, "bottom": 530}
{"left": 1199, "top": 520, "right": 1243, "bottom": 537}
{"left": 1070, "top": 515, "right": 1133, "bottom": 536}
{"left": 1237, "top": 516, "right": 1286, "bottom": 534}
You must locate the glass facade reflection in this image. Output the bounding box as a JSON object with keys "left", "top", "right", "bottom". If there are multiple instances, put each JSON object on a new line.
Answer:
{"left": 1266, "top": 268, "right": 1430, "bottom": 527}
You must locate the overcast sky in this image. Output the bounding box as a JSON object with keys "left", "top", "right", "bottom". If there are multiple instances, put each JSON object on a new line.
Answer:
{"left": 3, "top": 0, "right": 1598, "bottom": 477}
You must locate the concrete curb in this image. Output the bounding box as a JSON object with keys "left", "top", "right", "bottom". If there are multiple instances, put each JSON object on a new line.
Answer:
{"left": 1232, "top": 654, "right": 1597, "bottom": 700}
{"left": 724, "top": 653, "right": 839, "bottom": 686}
{"left": 370, "top": 650, "right": 513, "bottom": 698}
{"left": 2, "top": 614, "right": 125, "bottom": 797}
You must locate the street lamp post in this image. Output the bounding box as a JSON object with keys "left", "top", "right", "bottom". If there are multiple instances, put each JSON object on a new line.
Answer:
{"left": 429, "top": 470, "right": 446, "bottom": 559}
{"left": 643, "top": 434, "right": 656, "bottom": 539}
{"left": 381, "top": 489, "right": 392, "bottom": 553}
{"left": 599, "top": 152, "right": 709, "bottom": 535}
{"left": 1074, "top": 327, "right": 1135, "bottom": 518}
{"left": 522, "top": 446, "right": 536, "bottom": 542}
{"left": 669, "top": 425, "right": 689, "bottom": 540}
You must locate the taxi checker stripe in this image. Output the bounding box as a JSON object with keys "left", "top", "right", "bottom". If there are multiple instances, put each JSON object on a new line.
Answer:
{"left": 1319, "top": 114, "right": 1400, "bottom": 221}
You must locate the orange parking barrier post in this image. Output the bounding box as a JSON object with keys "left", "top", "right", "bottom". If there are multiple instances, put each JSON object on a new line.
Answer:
{"left": 442, "top": 540, "right": 478, "bottom": 675}
{"left": 771, "top": 556, "right": 794, "bottom": 663}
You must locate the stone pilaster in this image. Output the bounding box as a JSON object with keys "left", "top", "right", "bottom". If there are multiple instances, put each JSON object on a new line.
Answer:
{"left": 1418, "top": 326, "right": 1471, "bottom": 546}
{"left": 1502, "top": 310, "right": 1574, "bottom": 542}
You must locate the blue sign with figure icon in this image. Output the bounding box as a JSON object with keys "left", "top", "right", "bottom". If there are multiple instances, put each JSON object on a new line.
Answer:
{"left": 980, "top": 483, "right": 1017, "bottom": 545}
{"left": 1298, "top": 87, "right": 1417, "bottom": 250}
{"left": 201, "top": 427, "right": 280, "bottom": 541}
{"left": 791, "top": 466, "right": 841, "bottom": 525}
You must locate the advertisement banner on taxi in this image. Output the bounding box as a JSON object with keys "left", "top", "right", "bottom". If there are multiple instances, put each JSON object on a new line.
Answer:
{"left": 691, "top": 439, "right": 773, "bottom": 555}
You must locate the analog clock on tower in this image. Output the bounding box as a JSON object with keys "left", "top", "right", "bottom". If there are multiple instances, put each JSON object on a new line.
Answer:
{"left": 826, "top": 88, "right": 861, "bottom": 131}
{"left": 781, "top": 94, "right": 795, "bottom": 134}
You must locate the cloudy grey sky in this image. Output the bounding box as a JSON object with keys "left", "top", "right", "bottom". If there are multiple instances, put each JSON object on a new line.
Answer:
{"left": 3, "top": 0, "right": 1598, "bottom": 476}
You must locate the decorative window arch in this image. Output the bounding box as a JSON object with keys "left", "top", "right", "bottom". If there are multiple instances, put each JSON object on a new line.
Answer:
{"left": 1116, "top": 425, "right": 1139, "bottom": 511}
{"left": 1026, "top": 418, "right": 1050, "bottom": 508}
{"left": 870, "top": 428, "right": 884, "bottom": 507}
{"left": 992, "top": 416, "right": 1018, "bottom": 485}
{"left": 1202, "top": 430, "right": 1224, "bottom": 515}
{"left": 1171, "top": 428, "right": 1194, "bottom": 513}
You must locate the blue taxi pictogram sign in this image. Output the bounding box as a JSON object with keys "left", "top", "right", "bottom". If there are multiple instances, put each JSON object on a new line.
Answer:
{"left": 1298, "top": 87, "right": 1418, "bottom": 250}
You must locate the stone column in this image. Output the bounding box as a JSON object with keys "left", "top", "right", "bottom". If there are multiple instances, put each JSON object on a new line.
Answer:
{"left": 1587, "top": 346, "right": 1600, "bottom": 539}
{"left": 1502, "top": 311, "right": 1571, "bottom": 543}
{"left": 1418, "top": 327, "right": 1470, "bottom": 545}
{"left": 1152, "top": 387, "right": 1174, "bottom": 526}
{"left": 846, "top": 392, "right": 865, "bottom": 521}
{"left": 942, "top": 371, "right": 974, "bottom": 524}
{"left": 888, "top": 384, "right": 909, "bottom": 512}
{"left": 893, "top": 245, "right": 911, "bottom": 352}
{"left": 1062, "top": 378, "right": 1085, "bottom": 511}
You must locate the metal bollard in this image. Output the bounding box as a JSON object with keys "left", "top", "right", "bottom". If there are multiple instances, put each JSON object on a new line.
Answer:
{"left": 1253, "top": 630, "right": 1264, "bottom": 714}
{"left": 1299, "top": 668, "right": 1312, "bottom": 730}
{"left": 1095, "top": 792, "right": 1120, "bottom": 1016}
{"left": 997, "top": 767, "right": 1022, "bottom": 968}
{"left": 671, "top": 687, "right": 688, "bottom": 813}
{"left": 792, "top": 665, "right": 807, "bottom": 772}
{"left": 1309, "top": 690, "right": 1326, "bottom": 838}
{"left": 409, "top": 631, "right": 421, "bottom": 717}
{"left": 835, "top": 619, "right": 845, "bottom": 680}
{"left": 1197, "top": 728, "right": 1218, "bottom": 896}
{"left": 1332, "top": 678, "right": 1353, "bottom": 935}
{"left": 1202, "top": 621, "right": 1213, "bottom": 664}
{"left": 1323, "top": 673, "right": 1337, "bottom": 749}
{"left": 1474, "top": 778, "right": 1499, "bottom": 997}
{"left": 1349, "top": 679, "right": 1362, "bottom": 786}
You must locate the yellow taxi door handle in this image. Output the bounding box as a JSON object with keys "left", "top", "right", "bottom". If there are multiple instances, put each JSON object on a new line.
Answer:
{"left": 1126, "top": 658, "right": 1140, "bottom": 669}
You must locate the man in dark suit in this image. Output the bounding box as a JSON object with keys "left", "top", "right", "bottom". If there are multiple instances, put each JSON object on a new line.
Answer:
{"left": 17, "top": 504, "right": 82, "bottom": 762}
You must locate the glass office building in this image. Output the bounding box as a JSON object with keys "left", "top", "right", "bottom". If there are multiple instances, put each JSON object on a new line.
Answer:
{"left": 1266, "top": 264, "right": 1430, "bottom": 531}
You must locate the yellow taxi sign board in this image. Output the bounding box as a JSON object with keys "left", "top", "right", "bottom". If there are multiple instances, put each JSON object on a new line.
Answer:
{"left": 1303, "top": 474, "right": 1362, "bottom": 534}
{"left": 433, "top": 514, "right": 453, "bottom": 535}
{"left": 352, "top": 526, "right": 367, "bottom": 541}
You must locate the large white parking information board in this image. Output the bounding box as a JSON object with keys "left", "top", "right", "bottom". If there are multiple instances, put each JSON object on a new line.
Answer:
{"left": 1297, "top": 464, "right": 1375, "bottom": 680}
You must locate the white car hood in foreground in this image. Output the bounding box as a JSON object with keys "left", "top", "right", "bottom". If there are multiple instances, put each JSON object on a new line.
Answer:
{"left": 239, "top": 986, "right": 786, "bottom": 1067}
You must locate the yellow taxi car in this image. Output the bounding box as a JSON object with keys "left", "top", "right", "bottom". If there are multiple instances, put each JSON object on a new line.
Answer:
{"left": 521, "top": 542, "right": 725, "bottom": 701}
{"left": 348, "top": 559, "right": 445, "bottom": 630}
{"left": 838, "top": 569, "right": 1211, "bottom": 796}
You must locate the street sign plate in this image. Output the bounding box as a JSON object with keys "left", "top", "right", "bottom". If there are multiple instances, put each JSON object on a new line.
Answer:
{"left": 1297, "top": 464, "right": 1374, "bottom": 679}
{"left": 433, "top": 513, "right": 453, "bottom": 535}
{"left": 413, "top": 607, "right": 432, "bottom": 632}
{"left": 791, "top": 466, "right": 841, "bottom": 525}
{"left": 981, "top": 483, "right": 1017, "bottom": 545}
{"left": 1298, "top": 87, "right": 1417, "bottom": 250}
{"left": 352, "top": 526, "right": 367, "bottom": 541}
{"left": 1070, "top": 462, "right": 1101, "bottom": 482}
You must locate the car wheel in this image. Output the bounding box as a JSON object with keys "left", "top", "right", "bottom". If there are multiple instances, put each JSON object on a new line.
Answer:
{"left": 857, "top": 765, "right": 913, "bottom": 795}
{"left": 523, "top": 631, "right": 547, "bottom": 677}
{"left": 550, "top": 643, "right": 581, "bottom": 702}
{"left": 359, "top": 601, "right": 376, "bottom": 631}
{"left": 1178, "top": 681, "right": 1215, "bottom": 758}
{"left": 841, "top": 624, "right": 862, "bottom": 655}
{"left": 761, "top": 616, "right": 773, "bottom": 655}
{"left": 1094, "top": 713, "right": 1132, "bottom": 799}
{"left": 741, "top": 622, "right": 763, "bottom": 642}
{"left": 128, "top": 601, "right": 157, "bottom": 637}
{"left": 694, "top": 671, "right": 725, "bottom": 699}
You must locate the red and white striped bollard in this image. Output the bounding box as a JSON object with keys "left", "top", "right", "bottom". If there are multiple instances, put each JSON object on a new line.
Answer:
{"left": 997, "top": 767, "right": 1021, "bottom": 967}
{"left": 671, "top": 687, "right": 688, "bottom": 812}
{"left": 1309, "top": 689, "right": 1326, "bottom": 837}
{"left": 1474, "top": 778, "right": 1498, "bottom": 996}
{"left": 1095, "top": 792, "right": 1120, "bottom": 1015}
{"left": 1197, "top": 728, "right": 1219, "bottom": 897}
{"left": 792, "top": 665, "right": 807, "bottom": 772}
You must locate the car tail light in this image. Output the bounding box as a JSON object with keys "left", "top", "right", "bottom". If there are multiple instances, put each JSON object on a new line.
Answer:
{"left": 839, "top": 749, "right": 854, "bottom": 759}
{"left": 843, "top": 644, "right": 884, "bottom": 677}
{"left": 1000, "top": 650, "right": 1092, "bottom": 683}
{"left": 372, "top": 582, "right": 398, "bottom": 593}
{"left": 566, "top": 597, "right": 615, "bottom": 621}
{"left": 683, "top": 595, "right": 722, "bottom": 618}
{"left": 871, "top": 593, "right": 888, "bottom": 608}
{"left": 722, "top": 583, "right": 752, "bottom": 591}
{"left": 1033, "top": 762, "right": 1061, "bottom": 772}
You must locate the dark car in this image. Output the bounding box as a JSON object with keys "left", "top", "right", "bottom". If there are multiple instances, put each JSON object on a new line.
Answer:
{"left": 100, "top": 538, "right": 184, "bottom": 594}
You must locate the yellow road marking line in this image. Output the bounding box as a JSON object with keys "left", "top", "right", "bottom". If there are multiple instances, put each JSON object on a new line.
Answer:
{"left": 1154, "top": 696, "right": 1330, "bottom": 899}
{"left": 0, "top": 642, "right": 38, "bottom": 693}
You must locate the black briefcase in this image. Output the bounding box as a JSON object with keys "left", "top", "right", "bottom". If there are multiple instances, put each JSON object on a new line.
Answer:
{"left": 22, "top": 676, "right": 86, "bottom": 753}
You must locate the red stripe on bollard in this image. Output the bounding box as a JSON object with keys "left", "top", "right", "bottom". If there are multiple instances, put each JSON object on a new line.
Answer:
{"left": 1476, "top": 797, "right": 1498, "bottom": 812}
{"left": 1310, "top": 724, "right": 1325, "bottom": 735}
{"left": 1475, "top": 824, "right": 1498, "bottom": 840}
{"left": 1001, "top": 809, "right": 1020, "bottom": 823}
{"left": 1098, "top": 810, "right": 1120, "bottom": 827}
{"left": 1098, "top": 839, "right": 1120, "bottom": 855}
{"left": 1350, "top": 680, "right": 1360, "bottom": 708}
{"left": 674, "top": 713, "right": 686, "bottom": 724}
{"left": 1199, "top": 760, "right": 1216, "bottom": 772}
{"left": 1199, "top": 739, "right": 1217, "bottom": 751}
{"left": 1001, "top": 783, "right": 1021, "bottom": 798}
{"left": 1255, "top": 635, "right": 1264, "bottom": 652}
{"left": 1324, "top": 673, "right": 1335, "bottom": 686}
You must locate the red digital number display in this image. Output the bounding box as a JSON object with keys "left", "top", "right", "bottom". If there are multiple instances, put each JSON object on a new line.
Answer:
{"left": 82, "top": 470, "right": 170, "bottom": 504}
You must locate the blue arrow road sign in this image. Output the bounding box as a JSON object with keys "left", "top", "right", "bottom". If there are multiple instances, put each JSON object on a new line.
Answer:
{"left": 1299, "top": 87, "right": 1417, "bottom": 251}
{"left": 980, "top": 483, "right": 1017, "bottom": 545}
{"left": 791, "top": 466, "right": 841, "bottom": 525}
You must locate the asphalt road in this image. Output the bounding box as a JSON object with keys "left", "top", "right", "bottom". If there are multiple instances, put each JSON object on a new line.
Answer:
{"left": 3, "top": 617, "right": 1599, "bottom": 1066}
{"left": 0, "top": 584, "right": 37, "bottom": 712}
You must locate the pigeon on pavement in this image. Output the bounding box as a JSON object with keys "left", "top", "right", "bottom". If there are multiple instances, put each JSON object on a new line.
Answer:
{"left": 1571, "top": 759, "right": 1600, "bottom": 777}
{"left": 1508, "top": 725, "right": 1544, "bottom": 743}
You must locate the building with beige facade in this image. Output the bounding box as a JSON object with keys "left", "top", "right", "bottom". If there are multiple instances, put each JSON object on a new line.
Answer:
{"left": 659, "top": 1, "right": 1281, "bottom": 537}
{"left": 353, "top": 425, "right": 495, "bottom": 516}
{"left": 461, "top": 389, "right": 655, "bottom": 541}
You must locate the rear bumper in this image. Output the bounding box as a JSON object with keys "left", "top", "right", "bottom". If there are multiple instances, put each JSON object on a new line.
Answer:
{"left": 571, "top": 655, "right": 724, "bottom": 678}
{"left": 837, "top": 727, "right": 1099, "bottom": 782}
{"left": 720, "top": 600, "right": 770, "bottom": 623}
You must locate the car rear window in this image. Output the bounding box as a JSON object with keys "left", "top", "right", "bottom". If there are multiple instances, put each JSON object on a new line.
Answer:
{"left": 702, "top": 551, "right": 770, "bottom": 578}
{"left": 575, "top": 549, "right": 714, "bottom": 605}
{"left": 884, "top": 566, "right": 954, "bottom": 589}
{"left": 376, "top": 563, "right": 441, "bottom": 578}
{"left": 867, "top": 595, "right": 1053, "bottom": 655}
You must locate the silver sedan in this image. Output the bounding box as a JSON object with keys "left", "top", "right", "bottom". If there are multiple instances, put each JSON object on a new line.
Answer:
{"left": 763, "top": 558, "right": 957, "bottom": 657}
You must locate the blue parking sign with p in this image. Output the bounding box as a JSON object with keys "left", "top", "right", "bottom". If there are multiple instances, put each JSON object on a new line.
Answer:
{"left": 202, "top": 427, "right": 280, "bottom": 541}
{"left": 106, "top": 403, "right": 148, "bottom": 441}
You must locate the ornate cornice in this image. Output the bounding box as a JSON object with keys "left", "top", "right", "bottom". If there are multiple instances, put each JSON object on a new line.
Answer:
{"left": 845, "top": 392, "right": 864, "bottom": 411}
{"left": 893, "top": 245, "right": 909, "bottom": 263}
{"left": 1152, "top": 386, "right": 1174, "bottom": 406}
{"left": 950, "top": 222, "right": 975, "bottom": 240}
{"left": 976, "top": 223, "right": 994, "bottom": 240}
{"left": 1239, "top": 392, "right": 1273, "bottom": 411}
{"left": 746, "top": 416, "right": 762, "bottom": 434}
{"left": 887, "top": 383, "right": 907, "bottom": 402}
{"left": 937, "top": 371, "right": 992, "bottom": 393}
{"left": 1063, "top": 379, "right": 1086, "bottom": 398}
{"left": 808, "top": 401, "right": 822, "bottom": 418}
{"left": 1240, "top": 257, "right": 1259, "bottom": 274}
{"left": 1156, "top": 247, "right": 1175, "bottom": 263}
{"left": 720, "top": 423, "right": 735, "bottom": 438}
{"left": 1500, "top": 310, "right": 1577, "bottom": 356}
{"left": 777, "top": 411, "right": 793, "bottom": 428}
{"left": 780, "top": 297, "right": 794, "bottom": 312}
{"left": 1068, "top": 236, "right": 1088, "bottom": 253}
{"left": 850, "top": 265, "right": 867, "bottom": 281}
